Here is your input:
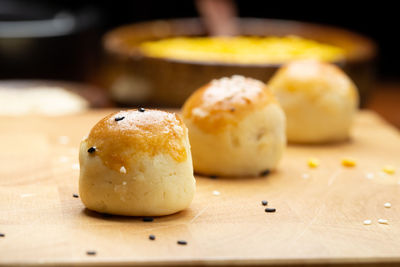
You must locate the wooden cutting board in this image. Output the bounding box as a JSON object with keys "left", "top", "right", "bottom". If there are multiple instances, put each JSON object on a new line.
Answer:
{"left": 1, "top": 110, "right": 400, "bottom": 266}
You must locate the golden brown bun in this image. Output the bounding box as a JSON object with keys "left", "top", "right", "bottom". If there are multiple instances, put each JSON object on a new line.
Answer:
{"left": 182, "top": 75, "right": 286, "bottom": 177}
{"left": 268, "top": 60, "right": 359, "bottom": 143}
{"left": 183, "top": 75, "right": 277, "bottom": 133}
{"left": 79, "top": 109, "right": 195, "bottom": 216}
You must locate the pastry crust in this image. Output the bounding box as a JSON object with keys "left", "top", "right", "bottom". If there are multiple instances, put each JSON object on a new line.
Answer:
{"left": 79, "top": 109, "right": 196, "bottom": 216}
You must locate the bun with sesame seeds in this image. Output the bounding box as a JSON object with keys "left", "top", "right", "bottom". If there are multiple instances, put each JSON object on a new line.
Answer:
{"left": 79, "top": 109, "right": 196, "bottom": 216}
{"left": 182, "top": 75, "right": 286, "bottom": 177}
{"left": 268, "top": 60, "right": 359, "bottom": 143}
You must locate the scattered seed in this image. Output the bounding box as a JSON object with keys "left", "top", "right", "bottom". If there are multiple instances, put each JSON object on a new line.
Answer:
{"left": 265, "top": 208, "right": 276, "bottom": 213}
{"left": 115, "top": 116, "right": 125, "bottom": 122}
{"left": 307, "top": 157, "right": 320, "bottom": 168}
{"left": 260, "top": 169, "right": 270, "bottom": 176}
{"left": 87, "top": 147, "right": 96, "bottom": 153}
{"left": 142, "top": 217, "right": 154, "bottom": 222}
{"left": 86, "top": 250, "right": 96, "bottom": 256}
{"left": 177, "top": 240, "right": 187, "bottom": 245}
{"left": 212, "top": 190, "right": 220, "bottom": 196}
{"left": 209, "top": 175, "right": 218, "bottom": 179}
{"left": 120, "top": 166, "right": 127, "bottom": 174}
{"left": 341, "top": 157, "right": 356, "bottom": 167}
{"left": 378, "top": 219, "right": 388, "bottom": 224}
{"left": 73, "top": 194, "right": 79, "bottom": 198}
{"left": 261, "top": 200, "right": 268, "bottom": 206}
{"left": 138, "top": 107, "right": 145, "bottom": 112}
{"left": 0, "top": 233, "right": 5, "bottom": 237}
{"left": 363, "top": 219, "right": 372, "bottom": 225}
{"left": 382, "top": 165, "right": 396, "bottom": 175}
{"left": 230, "top": 108, "right": 235, "bottom": 112}
{"left": 149, "top": 234, "right": 156, "bottom": 240}
{"left": 384, "top": 202, "right": 392, "bottom": 208}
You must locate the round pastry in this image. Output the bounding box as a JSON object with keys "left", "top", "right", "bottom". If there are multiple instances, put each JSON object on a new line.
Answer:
{"left": 182, "top": 75, "right": 286, "bottom": 177}
{"left": 79, "top": 109, "right": 196, "bottom": 216}
{"left": 268, "top": 60, "right": 359, "bottom": 143}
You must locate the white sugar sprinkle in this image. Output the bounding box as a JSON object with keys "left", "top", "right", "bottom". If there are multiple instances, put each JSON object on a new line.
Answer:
{"left": 71, "top": 163, "right": 80, "bottom": 170}
{"left": 120, "top": 166, "right": 127, "bottom": 174}
{"left": 363, "top": 219, "right": 371, "bottom": 225}
{"left": 212, "top": 190, "right": 220, "bottom": 196}
{"left": 378, "top": 219, "right": 388, "bottom": 224}
{"left": 122, "top": 181, "right": 127, "bottom": 185}
{"left": 302, "top": 173, "right": 310, "bottom": 179}
{"left": 384, "top": 202, "right": 391, "bottom": 208}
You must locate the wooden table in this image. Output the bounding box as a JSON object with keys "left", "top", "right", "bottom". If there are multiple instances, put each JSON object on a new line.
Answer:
{"left": 1, "top": 110, "right": 400, "bottom": 266}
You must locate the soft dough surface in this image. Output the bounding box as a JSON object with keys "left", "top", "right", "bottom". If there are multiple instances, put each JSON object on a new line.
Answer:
{"left": 79, "top": 109, "right": 196, "bottom": 216}
{"left": 268, "top": 60, "right": 359, "bottom": 143}
{"left": 182, "top": 75, "right": 286, "bottom": 177}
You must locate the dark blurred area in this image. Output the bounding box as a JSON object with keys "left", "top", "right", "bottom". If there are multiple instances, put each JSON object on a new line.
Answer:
{"left": 0, "top": 0, "right": 398, "bottom": 81}
{"left": 1, "top": 0, "right": 399, "bottom": 127}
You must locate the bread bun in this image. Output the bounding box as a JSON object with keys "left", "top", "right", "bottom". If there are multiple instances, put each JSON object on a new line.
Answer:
{"left": 268, "top": 60, "right": 359, "bottom": 143}
{"left": 182, "top": 75, "right": 286, "bottom": 177}
{"left": 79, "top": 109, "right": 195, "bottom": 216}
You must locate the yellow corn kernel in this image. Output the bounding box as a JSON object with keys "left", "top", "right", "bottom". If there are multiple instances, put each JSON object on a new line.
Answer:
{"left": 382, "top": 165, "right": 396, "bottom": 175}
{"left": 307, "top": 157, "right": 320, "bottom": 168}
{"left": 341, "top": 157, "right": 357, "bottom": 167}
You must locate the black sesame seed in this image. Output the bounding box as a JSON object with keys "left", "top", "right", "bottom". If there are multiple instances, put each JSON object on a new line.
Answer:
{"left": 260, "top": 169, "right": 270, "bottom": 176}
{"left": 210, "top": 175, "right": 218, "bottom": 179}
{"left": 87, "top": 147, "right": 96, "bottom": 153}
{"left": 0, "top": 233, "right": 5, "bottom": 237}
{"left": 115, "top": 116, "right": 125, "bottom": 122}
{"left": 265, "top": 208, "right": 276, "bottom": 213}
{"left": 142, "top": 217, "right": 154, "bottom": 222}
{"left": 177, "top": 240, "right": 187, "bottom": 245}
{"left": 261, "top": 200, "right": 268, "bottom": 206}
{"left": 73, "top": 194, "right": 79, "bottom": 198}
{"left": 138, "top": 107, "right": 145, "bottom": 112}
{"left": 149, "top": 234, "right": 156, "bottom": 240}
{"left": 86, "top": 250, "right": 96, "bottom": 256}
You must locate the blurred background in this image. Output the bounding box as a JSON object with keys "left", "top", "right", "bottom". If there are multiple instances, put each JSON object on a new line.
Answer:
{"left": 0, "top": 0, "right": 399, "bottom": 126}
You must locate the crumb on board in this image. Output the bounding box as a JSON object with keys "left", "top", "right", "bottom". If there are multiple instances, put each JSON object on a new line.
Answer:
{"left": 58, "top": 135, "right": 70, "bottom": 145}
{"left": 341, "top": 157, "right": 356, "bottom": 167}
{"left": 212, "top": 190, "right": 220, "bottom": 196}
{"left": 365, "top": 172, "right": 374, "bottom": 179}
{"left": 382, "top": 165, "right": 395, "bottom": 175}
{"left": 307, "top": 157, "right": 320, "bottom": 168}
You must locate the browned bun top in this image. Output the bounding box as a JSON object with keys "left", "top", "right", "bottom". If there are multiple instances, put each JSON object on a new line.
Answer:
{"left": 182, "top": 75, "right": 277, "bottom": 133}
{"left": 269, "top": 59, "right": 358, "bottom": 101}
{"left": 86, "top": 109, "right": 187, "bottom": 171}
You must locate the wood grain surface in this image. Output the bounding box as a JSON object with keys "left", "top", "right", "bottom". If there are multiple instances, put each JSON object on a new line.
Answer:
{"left": 0, "top": 110, "right": 400, "bottom": 266}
